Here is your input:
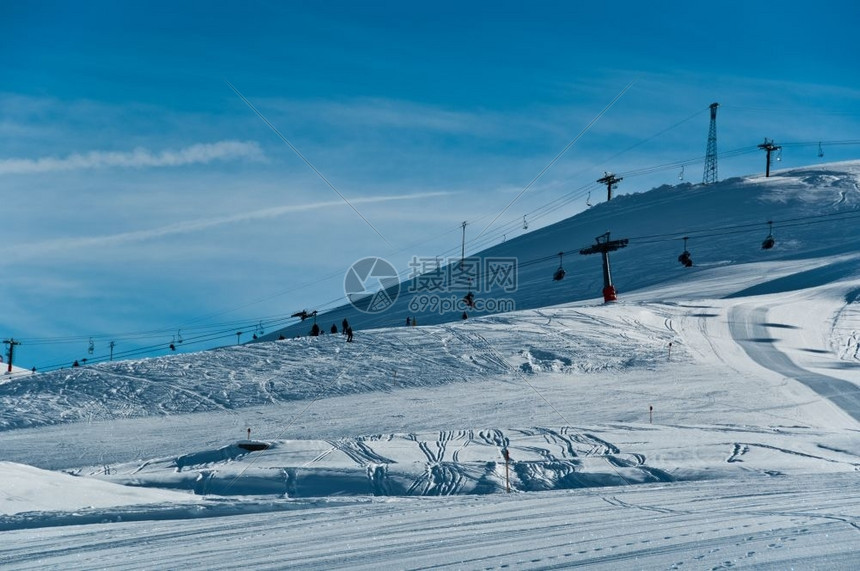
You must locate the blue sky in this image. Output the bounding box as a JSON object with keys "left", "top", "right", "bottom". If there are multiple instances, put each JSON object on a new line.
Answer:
{"left": 2, "top": 1, "right": 859, "bottom": 369}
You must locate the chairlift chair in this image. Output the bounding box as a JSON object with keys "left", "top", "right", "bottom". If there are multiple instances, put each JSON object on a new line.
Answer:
{"left": 553, "top": 251, "right": 566, "bottom": 281}
{"left": 463, "top": 278, "right": 476, "bottom": 308}
{"left": 761, "top": 221, "right": 775, "bottom": 250}
{"left": 678, "top": 237, "right": 693, "bottom": 267}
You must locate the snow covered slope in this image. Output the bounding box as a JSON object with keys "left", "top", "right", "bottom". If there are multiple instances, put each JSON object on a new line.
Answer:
{"left": 263, "top": 161, "right": 860, "bottom": 338}
{"left": 0, "top": 461, "right": 195, "bottom": 516}
{"left": 2, "top": 163, "right": 860, "bottom": 569}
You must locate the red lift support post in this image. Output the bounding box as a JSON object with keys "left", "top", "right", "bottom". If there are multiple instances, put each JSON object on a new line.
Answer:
{"left": 4, "top": 338, "right": 21, "bottom": 373}
{"left": 579, "top": 232, "right": 629, "bottom": 303}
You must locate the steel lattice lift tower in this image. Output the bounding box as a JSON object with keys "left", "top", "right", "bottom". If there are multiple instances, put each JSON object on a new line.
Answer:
{"left": 703, "top": 102, "right": 719, "bottom": 184}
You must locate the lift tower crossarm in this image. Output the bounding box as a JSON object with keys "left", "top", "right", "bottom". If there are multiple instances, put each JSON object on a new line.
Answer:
{"left": 579, "top": 232, "right": 629, "bottom": 256}
{"left": 596, "top": 172, "right": 623, "bottom": 202}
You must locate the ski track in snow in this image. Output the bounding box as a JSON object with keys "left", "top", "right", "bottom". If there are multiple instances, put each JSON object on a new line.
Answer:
{"left": 729, "top": 301, "right": 860, "bottom": 422}
{"left": 2, "top": 474, "right": 858, "bottom": 569}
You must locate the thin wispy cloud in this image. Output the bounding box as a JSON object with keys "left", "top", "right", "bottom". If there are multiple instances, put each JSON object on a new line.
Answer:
{"left": 267, "top": 97, "right": 571, "bottom": 141}
{"left": 316, "top": 99, "right": 485, "bottom": 134}
{"left": 0, "top": 140, "right": 264, "bottom": 175}
{"left": 8, "top": 191, "right": 451, "bottom": 261}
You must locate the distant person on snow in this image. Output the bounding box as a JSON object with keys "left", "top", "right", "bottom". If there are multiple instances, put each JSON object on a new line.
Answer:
{"left": 346, "top": 327, "right": 354, "bottom": 342}
{"left": 331, "top": 324, "right": 338, "bottom": 334}
{"left": 342, "top": 318, "right": 349, "bottom": 334}
{"left": 310, "top": 323, "right": 321, "bottom": 337}
{"left": 406, "top": 317, "right": 411, "bottom": 326}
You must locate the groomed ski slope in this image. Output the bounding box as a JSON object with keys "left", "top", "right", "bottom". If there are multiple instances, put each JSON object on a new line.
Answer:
{"left": 2, "top": 163, "right": 860, "bottom": 569}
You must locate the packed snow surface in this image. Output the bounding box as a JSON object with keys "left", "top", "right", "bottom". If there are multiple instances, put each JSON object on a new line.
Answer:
{"left": 2, "top": 163, "right": 860, "bottom": 569}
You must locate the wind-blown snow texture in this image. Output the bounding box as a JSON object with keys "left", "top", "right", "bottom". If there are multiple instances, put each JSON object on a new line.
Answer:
{"left": 2, "top": 162, "right": 860, "bottom": 569}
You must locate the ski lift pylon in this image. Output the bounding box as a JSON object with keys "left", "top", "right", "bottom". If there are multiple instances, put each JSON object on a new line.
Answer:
{"left": 553, "top": 251, "right": 566, "bottom": 281}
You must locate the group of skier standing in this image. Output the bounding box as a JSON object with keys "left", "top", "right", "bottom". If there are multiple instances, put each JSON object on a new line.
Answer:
{"left": 310, "top": 318, "right": 353, "bottom": 342}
